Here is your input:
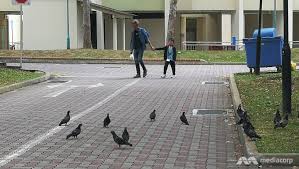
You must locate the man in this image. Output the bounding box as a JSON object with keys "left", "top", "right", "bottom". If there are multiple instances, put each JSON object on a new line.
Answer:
{"left": 130, "top": 19, "right": 154, "bottom": 78}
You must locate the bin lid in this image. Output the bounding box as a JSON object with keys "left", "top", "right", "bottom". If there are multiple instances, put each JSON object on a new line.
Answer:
{"left": 253, "top": 28, "right": 276, "bottom": 38}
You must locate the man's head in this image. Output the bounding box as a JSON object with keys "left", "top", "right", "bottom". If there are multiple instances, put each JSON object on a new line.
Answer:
{"left": 168, "top": 38, "right": 174, "bottom": 46}
{"left": 131, "top": 19, "right": 139, "bottom": 30}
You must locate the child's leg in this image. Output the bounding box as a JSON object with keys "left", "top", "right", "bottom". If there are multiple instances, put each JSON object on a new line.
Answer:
{"left": 170, "top": 61, "right": 176, "bottom": 75}
{"left": 164, "top": 61, "right": 169, "bottom": 75}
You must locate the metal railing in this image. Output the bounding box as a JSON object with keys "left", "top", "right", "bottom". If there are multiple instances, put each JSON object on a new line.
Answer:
{"left": 182, "top": 40, "right": 299, "bottom": 51}
{"left": 182, "top": 41, "right": 244, "bottom": 51}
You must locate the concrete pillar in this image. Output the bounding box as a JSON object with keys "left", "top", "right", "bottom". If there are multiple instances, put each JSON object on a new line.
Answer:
{"left": 164, "top": 0, "right": 170, "bottom": 44}
{"left": 180, "top": 16, "right": 186, "bottom": 49}
{"left": 221, "top": 14, "right": 232, "bottom": 45}
{"left": 112, "top": 15, "right": 117, "bottom": 50}
{"left": 122, "top": 19, "right": 126, "bottom": 51}
{"left": 233, "top": 0, "right": 244, "bottom": 48}
{"left": 95, "top": 0, "right": 104, "bottom": 49}
{"left": 276, "top": 12, "right": 284, "bottom": 37}
{"left": 289, "top": 0, "right": 293, "bottom": 47}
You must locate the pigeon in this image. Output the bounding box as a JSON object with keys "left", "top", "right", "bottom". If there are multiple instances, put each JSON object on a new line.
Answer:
{"left": 236, "top": 111, "right": 247, "bottom": 125}
{"left": 103, "top": 114, "right": 111, "bottom": 128}
{"left": 111, "top": 131, "right": 132, "bottom": 147}
{"left": 150, "top": 110, "right": 156, "bottom": 121}
{"left": 237, "top": 104, "right": 244, "bottom": 119}
{"left": 275, "top": 114, "right": 289, "bottom": 129}
{"left": 66, "top": 124, "right": 82, "bottom": 139}
{"left": 243, "top": 121, "right": 261, "bottom": 140}
{"left": 273, "top": 109, "right": 281, "bottom": 127}
{"left": 59, "top": 111, "right": 71, "bottom": 126}
{"left": 180, "top": 112, "right": 189, "bottom": 125}
{"left": 122, "top": 127, "right": 129, "bottom": 142}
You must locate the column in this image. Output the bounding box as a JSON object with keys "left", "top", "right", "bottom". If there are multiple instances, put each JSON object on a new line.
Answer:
{"left": 233, "top": 0, "right": 244, "bottom": 48}
{"left": 221, "top": 14, "right": 232, "bottom": 45}
{"left": 164, "top": 0, "right": 170, "bottom": 44}
{"left": 180, "top": 16, "right": 186, "bottom": 49}
{"left": 122, "top": 19, "right": 126, "bottom": 51}
{"left": 112, "top": 15, "right": 117, "bottom": 50}
{"left": 276, "top": 12, "right": 284, "bottom": 37}
{"left": 96, "top": 0, "right": 104, "bottom": 49}
{"left": 289, "top": 0, "right": 293, "bottom": 48}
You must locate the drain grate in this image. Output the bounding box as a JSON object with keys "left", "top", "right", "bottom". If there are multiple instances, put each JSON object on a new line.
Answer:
{"left": 192, "top": 109, "right": 230, "bottom": 116}
{"left": 202, "top": 81, "right": 228, "bottom": 85}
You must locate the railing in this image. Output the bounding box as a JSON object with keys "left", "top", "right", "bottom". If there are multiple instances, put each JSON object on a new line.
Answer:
{"left": 182, "top": 41, "right": 244, "bottom": 51}
{"left": 182, "top": 40, "right": 299, "bottom": 51}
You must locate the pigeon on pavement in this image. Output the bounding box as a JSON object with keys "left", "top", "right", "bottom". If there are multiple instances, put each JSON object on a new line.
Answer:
{"left": 122, "top": 127, "right": 129, "bottom": 142}
{"left": 180, "top": 112, "right": 189, "bottom": 125}
{"left": 243, "top": 120, "right": 261, "bottom": 140}
{"left": 59, "top": 111, "right": 71, "bottom": 126}
{"left": 111, "top": 131, "right": 132, "bottom": 147}
{"left": 150, "top": 110, "right": 156, "bottom": 121}
{"left": 103, "top": 114, "right": 111, "bottom": 128}
{"left": 66, "top": 124, "right": 82, "bottom": 139}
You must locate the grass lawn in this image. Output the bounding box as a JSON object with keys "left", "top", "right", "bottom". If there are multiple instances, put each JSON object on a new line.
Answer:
{"left": 0, "top": 68, "right": 44, "bottom": 87}
{"left": 235, "top": 72, "right": 299, "bottom": 153}
{"left": 0, "top": 49, "right": 247, "bottom": 62}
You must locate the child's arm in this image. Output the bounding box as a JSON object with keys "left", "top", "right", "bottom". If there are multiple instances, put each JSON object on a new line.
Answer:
{"left": 155, "top": 46, "right": 167, "bottom": 51}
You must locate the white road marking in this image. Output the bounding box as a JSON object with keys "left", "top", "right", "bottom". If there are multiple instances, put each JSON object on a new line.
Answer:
{"left": 43, "top": 86, "right": 76, "bottom": 98}
{"left": 88, "top": 83, "right": 104, "bottom": 88}
{"left": 0, "top": 79, "right": 139, "bottom": 167}
{"left": 47, "top": 80, "right": 72, "bottom": 89}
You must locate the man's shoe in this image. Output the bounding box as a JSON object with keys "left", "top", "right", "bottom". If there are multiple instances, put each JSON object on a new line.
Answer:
{"left": 170, "top": 75, "right": 176, "bottom": 79}
{"left": 143, "top": 70, "right": 147, "bottom": 78}
{"left": 133, "top": 74, "right": 141, "bottom": 78}
{"left": 161, "top": 74, "right": 166, "bottom": 78}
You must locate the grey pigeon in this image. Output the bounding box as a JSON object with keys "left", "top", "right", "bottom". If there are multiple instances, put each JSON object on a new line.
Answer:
{"left": 150, "top": 110, "right": 156, "bottom": 121}
{"left": 275, "top": 114, "right": 289, "bottom": 129}
{"left": 111, "top": 131, "right": 132, "bottom": 147}
{"left": 103, "top": 114, "right": 111, "bottom": 128}
{"left": 66, "top": 124, "right": 82, "bottom": 139}
{"left": 237, "top": 111, "right": 250, "bottom": 125}
{"left": 122, "top": 127, "right": 129, "bottom": 142}
{"left": 180, "top": 112, "right": 189, "bottom": 125}
{"left": 243, "top": 121, "right": 261, "bottom": 140}
{"left": 273, "top": 109, "right": 281, "bottom": 128}
{"left": 59, "top": 111, "right": 70, "bottom": 126}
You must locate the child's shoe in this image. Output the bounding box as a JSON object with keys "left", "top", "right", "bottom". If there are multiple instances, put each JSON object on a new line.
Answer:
{"left": 161, "top": 74, "right": 166, "bottom": 78}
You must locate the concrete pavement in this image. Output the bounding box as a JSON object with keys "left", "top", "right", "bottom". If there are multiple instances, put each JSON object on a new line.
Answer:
{"left": 0, "top": 64, "right": 291, "bottom": 169}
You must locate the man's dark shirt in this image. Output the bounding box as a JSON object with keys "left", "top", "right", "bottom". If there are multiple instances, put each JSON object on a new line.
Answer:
{"left": 134, "top": 30, "right": 142, "bottom": 49}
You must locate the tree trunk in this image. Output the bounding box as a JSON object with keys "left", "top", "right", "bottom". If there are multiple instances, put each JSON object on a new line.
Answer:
{"left": 83, "top": 0, "right": 92, "bottom": 48}
{"left": 166, "top": 0, "right": 178, "bottom": 41}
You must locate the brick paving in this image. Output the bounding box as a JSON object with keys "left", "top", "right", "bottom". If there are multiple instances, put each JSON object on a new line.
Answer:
{"left": 0, "top": 64, "right": 293, "bottom": 169}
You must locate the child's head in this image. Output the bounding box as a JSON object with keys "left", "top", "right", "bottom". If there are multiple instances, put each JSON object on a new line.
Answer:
{"left": 168, "top": 39, "right": 174, "bottom": 46}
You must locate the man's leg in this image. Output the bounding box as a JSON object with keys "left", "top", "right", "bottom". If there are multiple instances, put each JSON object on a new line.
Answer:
{"left": 138, "top": 49, "right": 147, "bottom": 77}
{"left": 134, "top": 50, "right": 141, "bottom": 78}
{"left": 170, "top": 61, "right": 176, "bottom": 76}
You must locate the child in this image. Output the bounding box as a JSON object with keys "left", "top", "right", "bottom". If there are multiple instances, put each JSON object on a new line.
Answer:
{"left": 155, "top": 39, "right": 177, "bottom": 78}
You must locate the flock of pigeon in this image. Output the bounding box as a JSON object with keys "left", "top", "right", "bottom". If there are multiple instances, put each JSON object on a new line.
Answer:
{"left": 58, "top": 109, "right": 190, "bottom": 148}
{"left": 236, "top": 104, "right": 290, "bottom": 141}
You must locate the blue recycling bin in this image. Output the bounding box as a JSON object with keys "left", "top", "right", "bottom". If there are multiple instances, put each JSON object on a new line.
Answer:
{"left": 243, "top": 28, "right": 283, "bottom": 70}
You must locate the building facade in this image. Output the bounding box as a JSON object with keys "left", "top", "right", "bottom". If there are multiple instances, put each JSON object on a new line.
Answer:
{"left": 0, "top": 0, "right": 298, "bottom": 50}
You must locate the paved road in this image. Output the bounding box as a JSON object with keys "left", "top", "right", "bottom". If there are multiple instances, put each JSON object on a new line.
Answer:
{"left": 0, "top": 64, "right": 292, "bottom": 169}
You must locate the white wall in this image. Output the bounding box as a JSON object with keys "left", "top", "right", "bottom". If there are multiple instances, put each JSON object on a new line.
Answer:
{"left": 0, "top": 0, "right": 18, "bottom": 12}
{"left": 23, "top": 0, "right": 78, "bottom": 50}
